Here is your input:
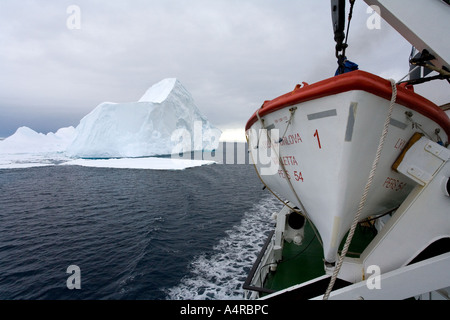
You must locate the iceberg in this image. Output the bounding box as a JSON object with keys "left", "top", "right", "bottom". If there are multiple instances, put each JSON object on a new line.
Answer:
{"left": 0, "top": 126, "right": 75, "bottom": 155}
{"left": 0, "top": 126, "right": 76, "bottom": 169}
{"left": 66, "top": 78, "right": 222, "bottom": 158}
{"left": 0, "top": 78, "right": 222, "bottom": 170}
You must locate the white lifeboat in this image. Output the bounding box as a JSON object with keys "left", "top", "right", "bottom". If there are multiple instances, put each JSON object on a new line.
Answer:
{"left": 245, "top": 70, "right": 450, "bottom": 265}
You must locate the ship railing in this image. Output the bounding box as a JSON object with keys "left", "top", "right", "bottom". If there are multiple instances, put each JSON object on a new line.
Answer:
{"left": 243, "top": 230, "right": 277, "bottom": 299}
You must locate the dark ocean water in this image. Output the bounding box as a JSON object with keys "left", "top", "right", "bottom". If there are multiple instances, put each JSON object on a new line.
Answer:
{"left": 0, "top": 163, "right": 281, "bottom": 300}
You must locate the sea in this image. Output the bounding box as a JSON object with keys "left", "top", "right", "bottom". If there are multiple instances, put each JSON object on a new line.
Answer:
{"left": 0, "top": 144, "right": 282, "bottom": 300}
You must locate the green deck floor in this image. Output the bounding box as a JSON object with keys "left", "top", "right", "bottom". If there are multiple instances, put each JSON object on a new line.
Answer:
{"left": 263, "top": 221, "right": 377, "bottom": 293}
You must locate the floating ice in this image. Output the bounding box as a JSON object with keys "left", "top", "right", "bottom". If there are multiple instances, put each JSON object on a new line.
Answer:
{"left": 61, "top": 157, "right": 215, "bottom": 170}
{"left": 0, "top": 78, "right": 222, "bottom": 170}
{"left": 66, "top": 78, "right": 222, "bottom": 158}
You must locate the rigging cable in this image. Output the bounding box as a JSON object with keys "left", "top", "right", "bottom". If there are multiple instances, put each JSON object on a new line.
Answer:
{"left": 336, "top": 0, "right": 356, "bottom": 74}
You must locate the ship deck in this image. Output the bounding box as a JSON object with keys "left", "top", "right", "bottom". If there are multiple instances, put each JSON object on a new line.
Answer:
{"left": 261, "top": 220, "right": 377, "bottom": 296}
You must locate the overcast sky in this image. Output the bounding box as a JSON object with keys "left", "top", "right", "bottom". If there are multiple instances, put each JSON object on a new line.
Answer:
{"left": 0, "top": 0, "right": 447, "bottom": 139}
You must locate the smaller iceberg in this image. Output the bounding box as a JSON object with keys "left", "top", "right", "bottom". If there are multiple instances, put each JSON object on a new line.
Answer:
{"left": 0, "top": 126, "right": 75, "bottom": 155}
{"left": 0, "top": 126, "right": 76, "bottom": 169}
{"left": 66, "top": 78, "right": 222, "bottom": 158}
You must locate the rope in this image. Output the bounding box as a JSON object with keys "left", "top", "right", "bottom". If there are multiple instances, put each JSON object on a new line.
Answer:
{"left": 323, "top": 78, "right": 398, "bottom": 300}
{"left": 247, "top": 111, "right": 324, "bottom": 247}
{"left": 280, "top": 107, "right": 297, "bottom": 142}
{"left": 254, "top": 111, "right": 309, "bottom": 216}
{"left": 246, "top": 138, "right": 299, "bottom": 213}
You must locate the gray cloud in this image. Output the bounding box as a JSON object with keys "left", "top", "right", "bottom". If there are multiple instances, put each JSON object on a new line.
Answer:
{"left": 0, "top": 0, "right": 434, "bottom": 138}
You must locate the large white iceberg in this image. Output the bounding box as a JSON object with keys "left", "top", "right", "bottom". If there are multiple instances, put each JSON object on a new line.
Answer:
{"left": 0, "top": 78, "right": 222, "bottom": 169}
{"left": 66, "top": 78, "right": 222, "bottom": 158}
